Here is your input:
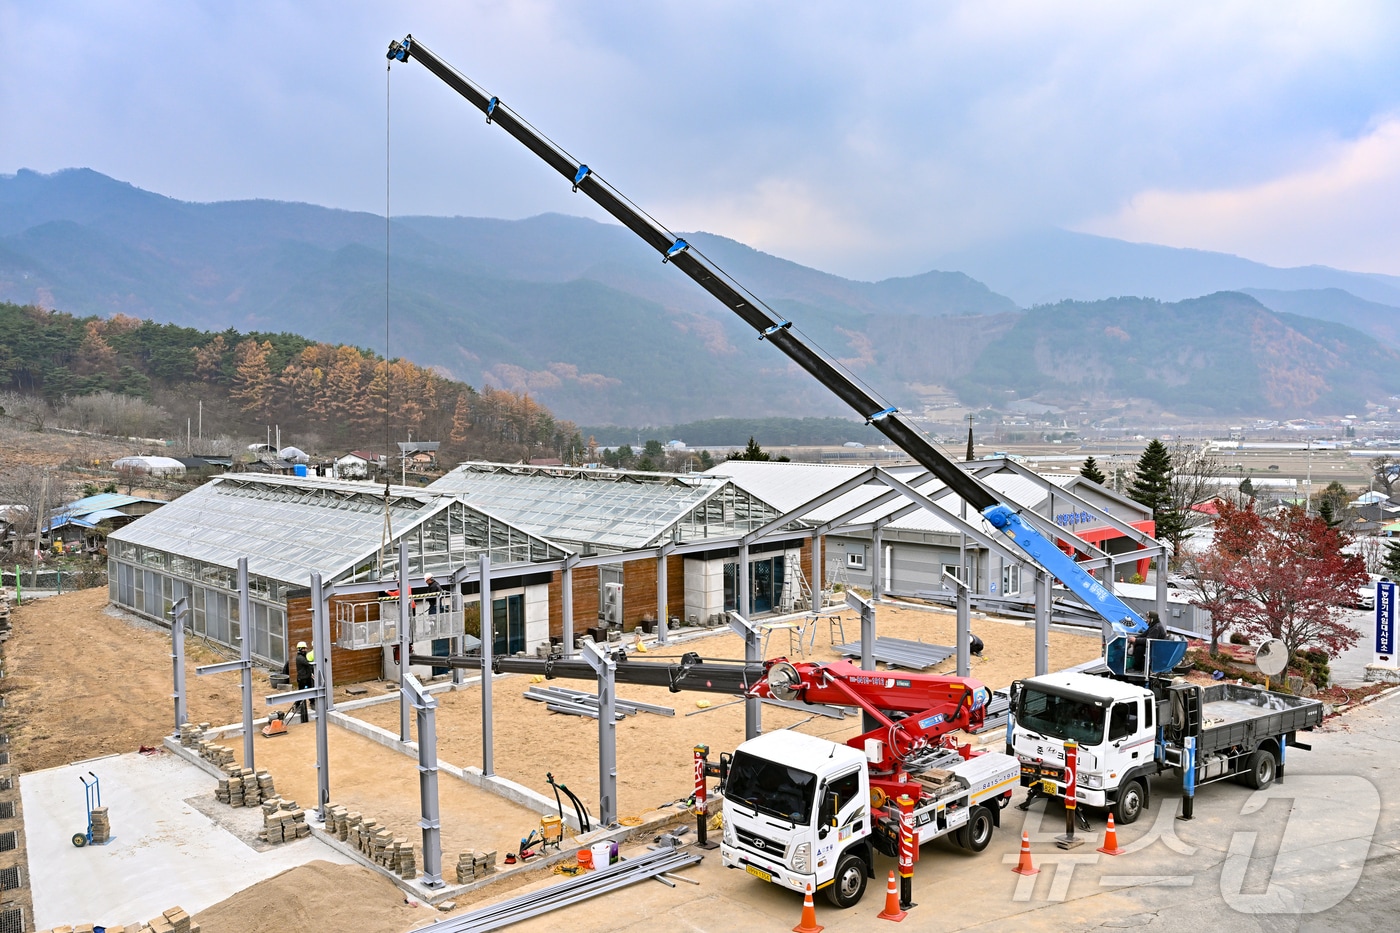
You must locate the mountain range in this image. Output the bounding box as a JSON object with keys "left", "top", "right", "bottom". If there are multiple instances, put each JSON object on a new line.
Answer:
{"left": 2, "top": 167, "right": 1399, "bottom": 424}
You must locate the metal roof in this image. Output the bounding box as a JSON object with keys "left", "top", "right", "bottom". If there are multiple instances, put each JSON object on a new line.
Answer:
{"left": 428, "top": 462, "right": 790, "bottom": 551}
{"left": 706, "top": 461, "right": 1148, "bottom": 538}
{"left": 60, "top": 493, "right": 159, "bottom": 515}
{"left": 108, "top": 474, "right": 567, "bottom": 587}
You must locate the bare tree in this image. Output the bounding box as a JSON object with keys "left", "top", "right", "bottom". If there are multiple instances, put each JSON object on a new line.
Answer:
{"left": 1369, "top": 455, "right": 1399, "bottom": 497}
{"left": 0, "top": 391, "right": 50, "bottom": 431}
{"left": 1352, "top": 534, "right": 1387, "bottom": 576}
{"left": 1160, "top": 439, "right": 1225, "bottom": 564}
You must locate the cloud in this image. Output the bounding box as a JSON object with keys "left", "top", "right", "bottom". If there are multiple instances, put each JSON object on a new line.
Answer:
{"left": 3, "top": 2, "right": 1400, "bottom": 279}
{"left": 1079, "top": 117, "right": 1400, "bottom": 275}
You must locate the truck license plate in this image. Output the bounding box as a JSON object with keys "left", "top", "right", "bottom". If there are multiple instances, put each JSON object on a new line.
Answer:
{"left": 1041, "top": 780, "right": 1057, "bottom": 795}
{"left": 746, "top": 864, "right": 773, "bottom": 882}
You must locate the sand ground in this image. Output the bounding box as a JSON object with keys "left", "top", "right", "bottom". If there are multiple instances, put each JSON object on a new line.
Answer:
{"left": 7, "top": 590, "right": 1099, "bottom": 931}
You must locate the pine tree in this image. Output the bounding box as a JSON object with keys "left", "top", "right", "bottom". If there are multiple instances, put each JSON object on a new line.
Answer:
{"left": 1382, "top": 540, "right": 1400, "bottom": 580}
{"left": 1129, "top": 439, "right": 1173, "bottom": 515}
{"left": 1080, "top": 456, "right": 1106, "bottom": 484}
{"left": 732, "top": 436, "right": 771, "bottom": 461}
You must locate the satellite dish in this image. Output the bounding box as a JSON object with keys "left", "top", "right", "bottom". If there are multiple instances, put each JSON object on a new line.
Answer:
{"left": 1254, "top": 639, "right": 1288, "bottom": 677}
{"left": 766, "top": 661, "right": 802, "bottom": 702}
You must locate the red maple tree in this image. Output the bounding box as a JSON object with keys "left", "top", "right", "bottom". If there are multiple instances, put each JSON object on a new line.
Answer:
{"left": 1191, "top": 501, "right": 1366, "bottom": 656}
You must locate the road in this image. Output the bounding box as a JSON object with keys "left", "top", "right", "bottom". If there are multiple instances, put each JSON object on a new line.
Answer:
{"left": 481, "top": 687, "right": 1399, "bottom": 933}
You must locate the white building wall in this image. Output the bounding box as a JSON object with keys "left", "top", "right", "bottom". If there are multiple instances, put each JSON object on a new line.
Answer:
{"left": 524, "top": 583, "right": 551, "bottom": 649}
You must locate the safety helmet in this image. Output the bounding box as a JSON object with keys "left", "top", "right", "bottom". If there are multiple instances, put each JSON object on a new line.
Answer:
{"left": 296, "top": 641, "right": 308, "bottom": 650}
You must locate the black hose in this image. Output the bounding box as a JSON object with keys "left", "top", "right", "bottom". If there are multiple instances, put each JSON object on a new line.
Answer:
{"left": 559, "top": 781, "right": 592, "bottom": 833}
{"left": 546, "top": 772, "right": 566, "bottom": 823}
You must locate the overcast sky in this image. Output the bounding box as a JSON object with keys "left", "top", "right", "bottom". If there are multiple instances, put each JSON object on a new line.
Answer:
{"left": 3, "top": 1, "right": 1399, "bottom": 279}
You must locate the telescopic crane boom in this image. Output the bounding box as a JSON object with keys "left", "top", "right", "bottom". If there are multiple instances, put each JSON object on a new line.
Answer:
{"left": 386, "top": 35, "right": 1181, "bottom": 669}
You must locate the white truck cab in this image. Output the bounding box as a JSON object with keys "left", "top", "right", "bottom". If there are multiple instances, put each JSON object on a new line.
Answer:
{"left": 1011, "top": 672, "right": 1157, "bottom": 822}
{"left": 720, "top": 730, "right": 874, "bottom": 907}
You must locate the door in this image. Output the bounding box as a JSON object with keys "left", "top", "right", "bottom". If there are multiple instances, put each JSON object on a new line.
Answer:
{"left": 491, "top": 594, "right": 525, "bottom": 657}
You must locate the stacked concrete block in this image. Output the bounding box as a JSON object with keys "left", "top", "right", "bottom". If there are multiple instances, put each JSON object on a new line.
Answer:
{"left": 258, "top": 802, "right": 311, "bottom": 845}
{"left": 323, "top": 804, "right": 351, "bottom": 841}
{"left": 214, "top": 766, "right": 274, "bottom": 809}
{"left": 88, "top": 805, "right": 111, "bottom": 844}
{"left": 178, "top": 722, "right": 202, "bottom": 747}
{"left": 198, "top": 741, "right": 236, "bottom": 769}
{"left": 327, "top": 805, "right": 418, "bottom": 878}
{"left": 390, "top": 837, "right": 417, "bottom": 879}
{"left": 456, "top": 849, "right": 497, "bottom": 884}
{"left": 37, "top": 906, "right": 200, "bottom": 933}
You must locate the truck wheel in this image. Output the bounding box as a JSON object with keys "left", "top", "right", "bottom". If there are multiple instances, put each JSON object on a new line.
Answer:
{"left": 1243, "top": 749, "right": 1276, "bottom": 790}
{"left": 825, "top": 851, "right": 868, "bottom": 908}
{"left": 956, "top": 805, "right": 994, "bottom": 852}
{"left": 1115, "top": 780, "right": 1145, "bottom": 825}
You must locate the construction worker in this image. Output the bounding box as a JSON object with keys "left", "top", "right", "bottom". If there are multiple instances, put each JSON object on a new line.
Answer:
{"left": 283, "top": 642, "right": 315, "bottom": 722}
{"left": 423, "top": 572, "right": 444, "bottom": 614}
{"left": 1129, "top": 611, "right": 1169, "bottom": 672}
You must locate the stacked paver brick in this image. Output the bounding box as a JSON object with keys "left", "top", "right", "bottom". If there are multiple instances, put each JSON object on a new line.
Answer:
{"left": 214, "top": 767, "right": 276, "bottom": 808}
{"left": 36, "top": 905, "right": 200, "bottom": 933}
{"left": 325, "top": 802, "right": 421, "bottom": 879}
{"left": 456, "top": 848, "right": 498, "bottom": 884}
{"left": 258, "top": 798, "right": 312, "bottom": 844}
{"left": 87, "top": 805, "right": 111, "bottom": 843}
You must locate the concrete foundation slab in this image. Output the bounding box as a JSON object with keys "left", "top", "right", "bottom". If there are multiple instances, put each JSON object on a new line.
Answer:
{"left": 20, "top": 750, "right": 352, "bottom": 929}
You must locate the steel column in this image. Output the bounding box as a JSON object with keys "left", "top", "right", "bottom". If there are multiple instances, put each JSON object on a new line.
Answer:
{"left": 656, "top": 548, "right": 669, "bottom": 647}
{"left": 480, "top": 553, "right": 495, "bottom": 777}
{"left": 404, "top": 672, "right": 444, "bottom": 886}
{"left": 810, "top": 532, "right": 822, "bottom": 610}
{"left": 312, "top": 572, "right": 331, "bottom": 820}
{"left": 170, "top": 596, "right": 189, "bottom": 739}
{"left": 399, "top": 542, "right": 412, "bottom": 743}
{"left": 562, "top": 554, "right": 578, "bottom": 657}
{"left": 451, "top": 584, "right": 465, "bottom": 685}
{"left": 1035, "top": 570, "right": 1050, "bottom": 676}
{"left": 738, "top": 547, "right": 759, "bottom": 738}
{"left": 845, "top": 589, "right": 879, "bottom": 734}
{"left": 582, "top": 640, "right": 618, "bottom": 827}
{"left": 871, "top": 521, "right": 884, "bottom": 602}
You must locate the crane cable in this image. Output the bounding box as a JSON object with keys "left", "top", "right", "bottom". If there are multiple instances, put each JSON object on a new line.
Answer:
{"left": 379, "top": 59, "right": 394, "bottom": 576}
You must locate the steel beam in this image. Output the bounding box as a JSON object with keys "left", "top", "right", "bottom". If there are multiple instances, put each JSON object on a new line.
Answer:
{"left": 480, "top": 553, "right": 494, "bottom": 777}
{"left": 581, "top": 640, "right": 618, "bottom": 827}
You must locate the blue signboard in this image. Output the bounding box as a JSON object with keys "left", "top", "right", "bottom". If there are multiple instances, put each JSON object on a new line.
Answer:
{"left": 1377, "top": 581, "right": 1396, "bottom": 659}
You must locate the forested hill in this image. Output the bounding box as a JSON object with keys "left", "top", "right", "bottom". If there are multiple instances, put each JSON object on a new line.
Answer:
{"left": 0, "top": 302, "right": 582, "bottom": 462}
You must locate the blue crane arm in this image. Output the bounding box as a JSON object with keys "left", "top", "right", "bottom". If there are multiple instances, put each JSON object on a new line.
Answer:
{"left": 982, "top": 505, "right": 1145, "bottom": 635}
{"left": 387, "top": 35, "right": 1178, "bottom": 665}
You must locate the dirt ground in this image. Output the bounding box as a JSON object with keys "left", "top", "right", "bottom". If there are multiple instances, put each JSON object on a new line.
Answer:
{"left": 7, "top": 590, "right": 1098, "bottom": 931}
{"left": 347, "top": 602, "right": 1102, "bottom": 822}
{"left": 193, "top": 860, "right": 424, "bottom": 933}
{"left": 2, "top": 589, "right": 276, "bottom": 772}
{"left": 234, "top": 711, "right": 551, "bottom": 889}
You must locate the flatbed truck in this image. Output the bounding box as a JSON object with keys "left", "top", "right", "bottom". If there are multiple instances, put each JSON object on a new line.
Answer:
{"left": 1010, "top": 669, "right": 1324, "bottom": 822}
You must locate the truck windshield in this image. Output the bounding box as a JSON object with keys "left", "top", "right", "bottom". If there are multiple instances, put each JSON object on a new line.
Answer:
{"left": 1019, "top": 687, "right": 1105, "bottom": 746}
{"left": 725, "top": 751, "right": 817, "bottom": 824}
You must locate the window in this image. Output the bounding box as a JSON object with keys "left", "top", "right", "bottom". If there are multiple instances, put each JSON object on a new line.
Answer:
{"left": 847, "top": 550, "right": 866, "bottom": 570}
{"left": 1002, "top": 564, "right": 1021, "bottom": 597}
{"left": 1109, "top": 701, "right": 1139, "bottom": 741}
{"left": 824, "top": 770, "right": 862, "bottom": 817}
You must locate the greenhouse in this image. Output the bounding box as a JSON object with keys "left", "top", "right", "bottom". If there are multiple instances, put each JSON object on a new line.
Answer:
{"left": 107, "top": 474, "right": 568, "bottom": 666}
{"left": 427, "top": 462, "right": 789, "bottom": 552}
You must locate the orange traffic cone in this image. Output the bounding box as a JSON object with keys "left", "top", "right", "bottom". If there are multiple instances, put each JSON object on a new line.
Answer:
{"left": 1012, "top": 831, "right": 1039, "bottom": 875}
{"left": 1097, "top": 813, "right": 1124, "bottom": 856}
{"left": 877, "top": 870, "right": 906, "bottom": 922}
{"left": 793, "top": 883, "right": 824, "bottom": 933}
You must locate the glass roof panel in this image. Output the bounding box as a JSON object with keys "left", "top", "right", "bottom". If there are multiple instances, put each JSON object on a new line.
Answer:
{"left": 427, "top": 463, "right": 791, "bottom": 549}
{"left": 109, "top": 474, "right": 566, "bottom": 587}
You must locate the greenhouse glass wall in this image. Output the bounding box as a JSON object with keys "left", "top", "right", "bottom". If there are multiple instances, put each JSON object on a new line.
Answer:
{"left": 107, "top": 474, "right": 568, "bottom": 666}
